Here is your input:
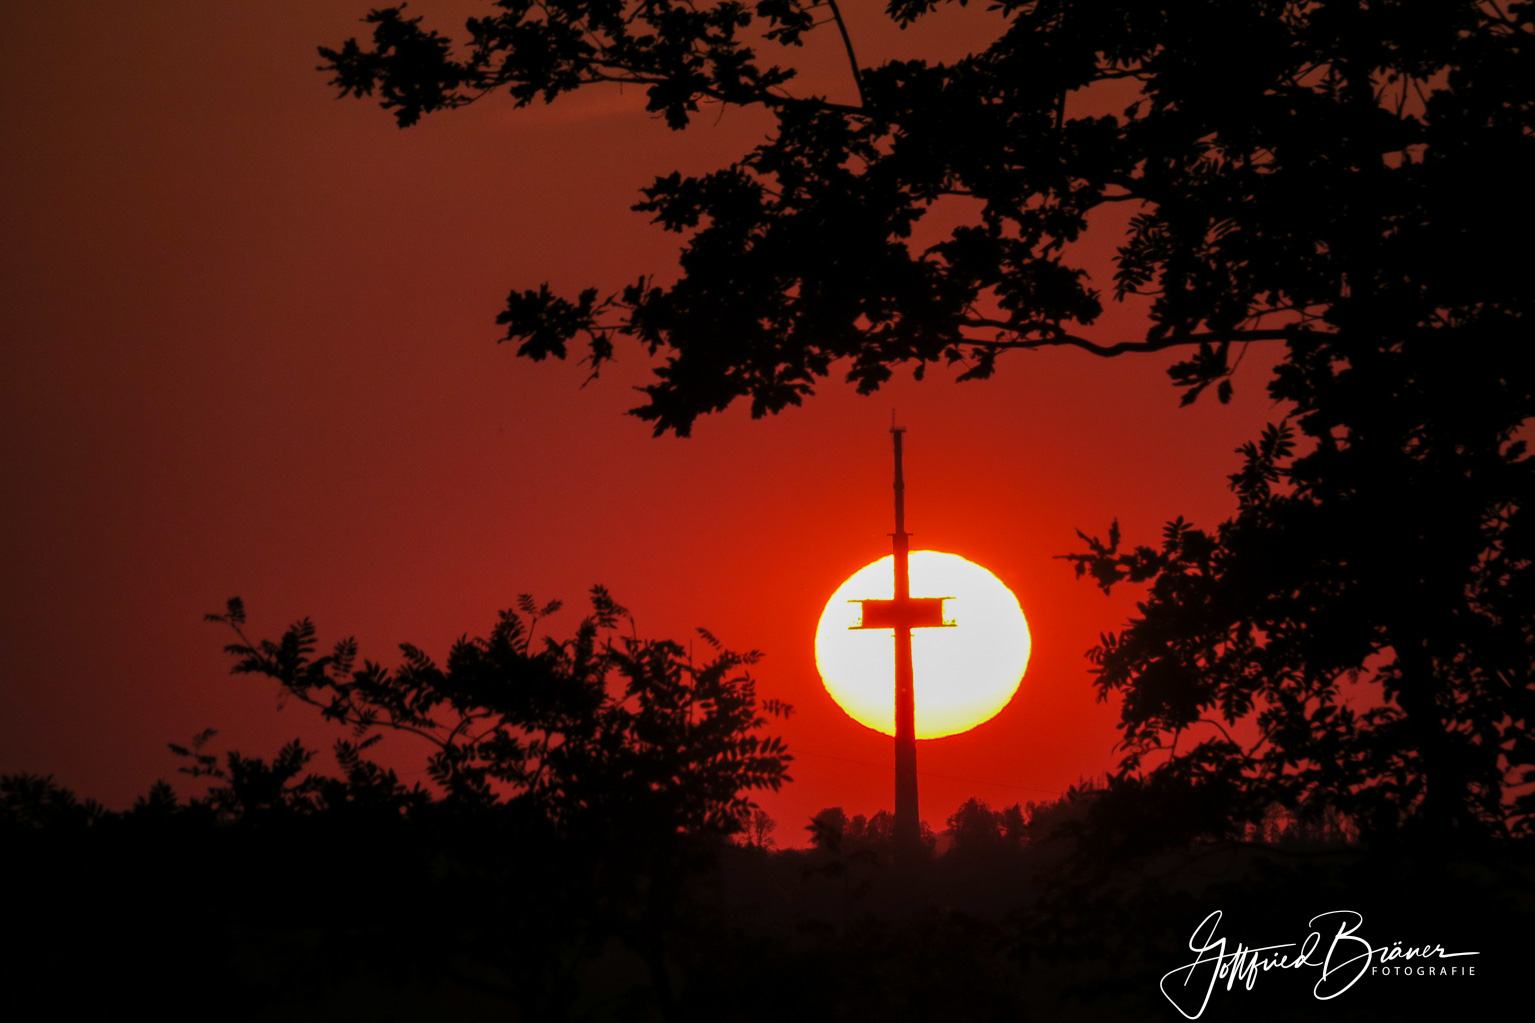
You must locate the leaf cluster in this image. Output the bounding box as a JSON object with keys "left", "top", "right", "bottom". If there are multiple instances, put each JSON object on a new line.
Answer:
{"left": 1064, "top": 335, "right": 1534, "bottom": 846}
{"left": 201, "top": 587, "right": 792, "bottom": 844}
{"left": 0, "top": 773, "right": 108, "bottom": 832}
{"left": 324, "top": 0, "right": 1531, "bottom": 433}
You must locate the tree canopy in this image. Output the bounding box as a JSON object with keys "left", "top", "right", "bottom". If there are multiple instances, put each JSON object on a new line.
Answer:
{"left": 201, "top": 588, "right": 791, "bottom": 840}
{"left": 195, "top": 589, "right": 793, "bottom": 1014}
{"left": 5, "top": 591, "right": 793, "bottom": 1019}
{"left": 321, "top": 1, "right": 1534, "bottom": 845}
{"left": 322, "top": 0, "right": 1530, "bottom": 434}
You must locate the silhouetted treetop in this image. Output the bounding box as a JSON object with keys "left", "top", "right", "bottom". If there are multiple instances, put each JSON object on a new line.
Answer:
{"left": 204, "top": 588, "right": 792, "bottom": 841}
{"left": 0, "top": 774, "right": 106, "bottom": 832}
{"left": 323, "top": 0, "right": 1529, "bottom": 433}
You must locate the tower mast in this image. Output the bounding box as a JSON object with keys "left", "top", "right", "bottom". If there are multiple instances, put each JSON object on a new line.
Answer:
{"left": 852, "top": 424, "right": 950, "bottom": 852}
{"left": 890, "top": 425, "right": 920, "bottom": 849}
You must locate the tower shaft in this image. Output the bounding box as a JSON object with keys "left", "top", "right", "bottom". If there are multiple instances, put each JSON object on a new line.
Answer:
{"left": 891, "top": 428, "right": 920, "bottom": 850}
{"left": 853, "top": 426, "right": 948, "bottom": 852}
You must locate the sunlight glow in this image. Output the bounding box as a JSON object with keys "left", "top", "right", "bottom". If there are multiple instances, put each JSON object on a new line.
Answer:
{"left": 815, "top": 551, "right": 1030, "bottom": 739}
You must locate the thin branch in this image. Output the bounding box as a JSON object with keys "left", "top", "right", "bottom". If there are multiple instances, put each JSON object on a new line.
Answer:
{"left": 959, "top": 324, "right": 1294, "bottom": 357}
{"left": 283, "top": 684, "right": 447, "bottom": 749}
{"left": 823, "top": 0, "right": 868, "bottom": 110}
{"left": 1195, "top": 716, "right": 1240, "bottom": 746}
{"left": 577, "top": 65, "right": 869, "bottom": 118}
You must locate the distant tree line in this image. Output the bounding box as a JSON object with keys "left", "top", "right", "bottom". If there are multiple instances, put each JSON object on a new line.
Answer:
{"left": 789, "top": 781, "right": 1363, "bottom": 861}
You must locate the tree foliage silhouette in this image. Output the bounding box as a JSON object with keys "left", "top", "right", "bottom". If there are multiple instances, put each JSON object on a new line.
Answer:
{"left": 0, "top": 773, "right": 107, "bottom": 831}
{"left": 1066, "top": 364, "right": 1531, "bottom": 845}
{"left": 321, "top": 2, "right": 1533, "bottom": 844}
{"left": 204, "top": 589, "right": 791, "bottom": 838}
{"left": 747, "top": 806, "right": 778, "bottom": 848}
{"left": 200, "top": 588, "right": 792, "bottom": 1016}
{"left": 944, "top": 796, "right": 1035, "bottom": 851}
{"left": 321, "top": 0, "right": 1528, "bottom": 434}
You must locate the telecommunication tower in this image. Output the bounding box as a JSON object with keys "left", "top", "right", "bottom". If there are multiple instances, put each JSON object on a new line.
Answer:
{"left": 850, "top": 424, "right": 952, "bottom": 849}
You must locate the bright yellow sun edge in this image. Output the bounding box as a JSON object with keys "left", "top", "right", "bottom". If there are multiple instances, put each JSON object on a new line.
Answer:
{"left": 814, "top": 551, "right": 1032, "bottom": 739}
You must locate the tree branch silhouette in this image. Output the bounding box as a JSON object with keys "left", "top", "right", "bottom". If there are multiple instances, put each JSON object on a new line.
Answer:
{"left": 322, "top": 1, "right": 1521, "bottom": 434}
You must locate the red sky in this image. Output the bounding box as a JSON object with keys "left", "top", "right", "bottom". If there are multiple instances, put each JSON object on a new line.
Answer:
{"left": 1, "top": 3, "right": 1288, "bottom": 842}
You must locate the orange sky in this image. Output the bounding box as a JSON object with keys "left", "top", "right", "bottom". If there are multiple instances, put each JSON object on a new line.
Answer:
{"left": 1, "top": 3, "right": 1289, "bottom": 842}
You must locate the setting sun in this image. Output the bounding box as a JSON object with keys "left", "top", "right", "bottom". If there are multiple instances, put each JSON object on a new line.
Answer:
{"left": 815, "top": 551, "right": 1031, "bottom": 739}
